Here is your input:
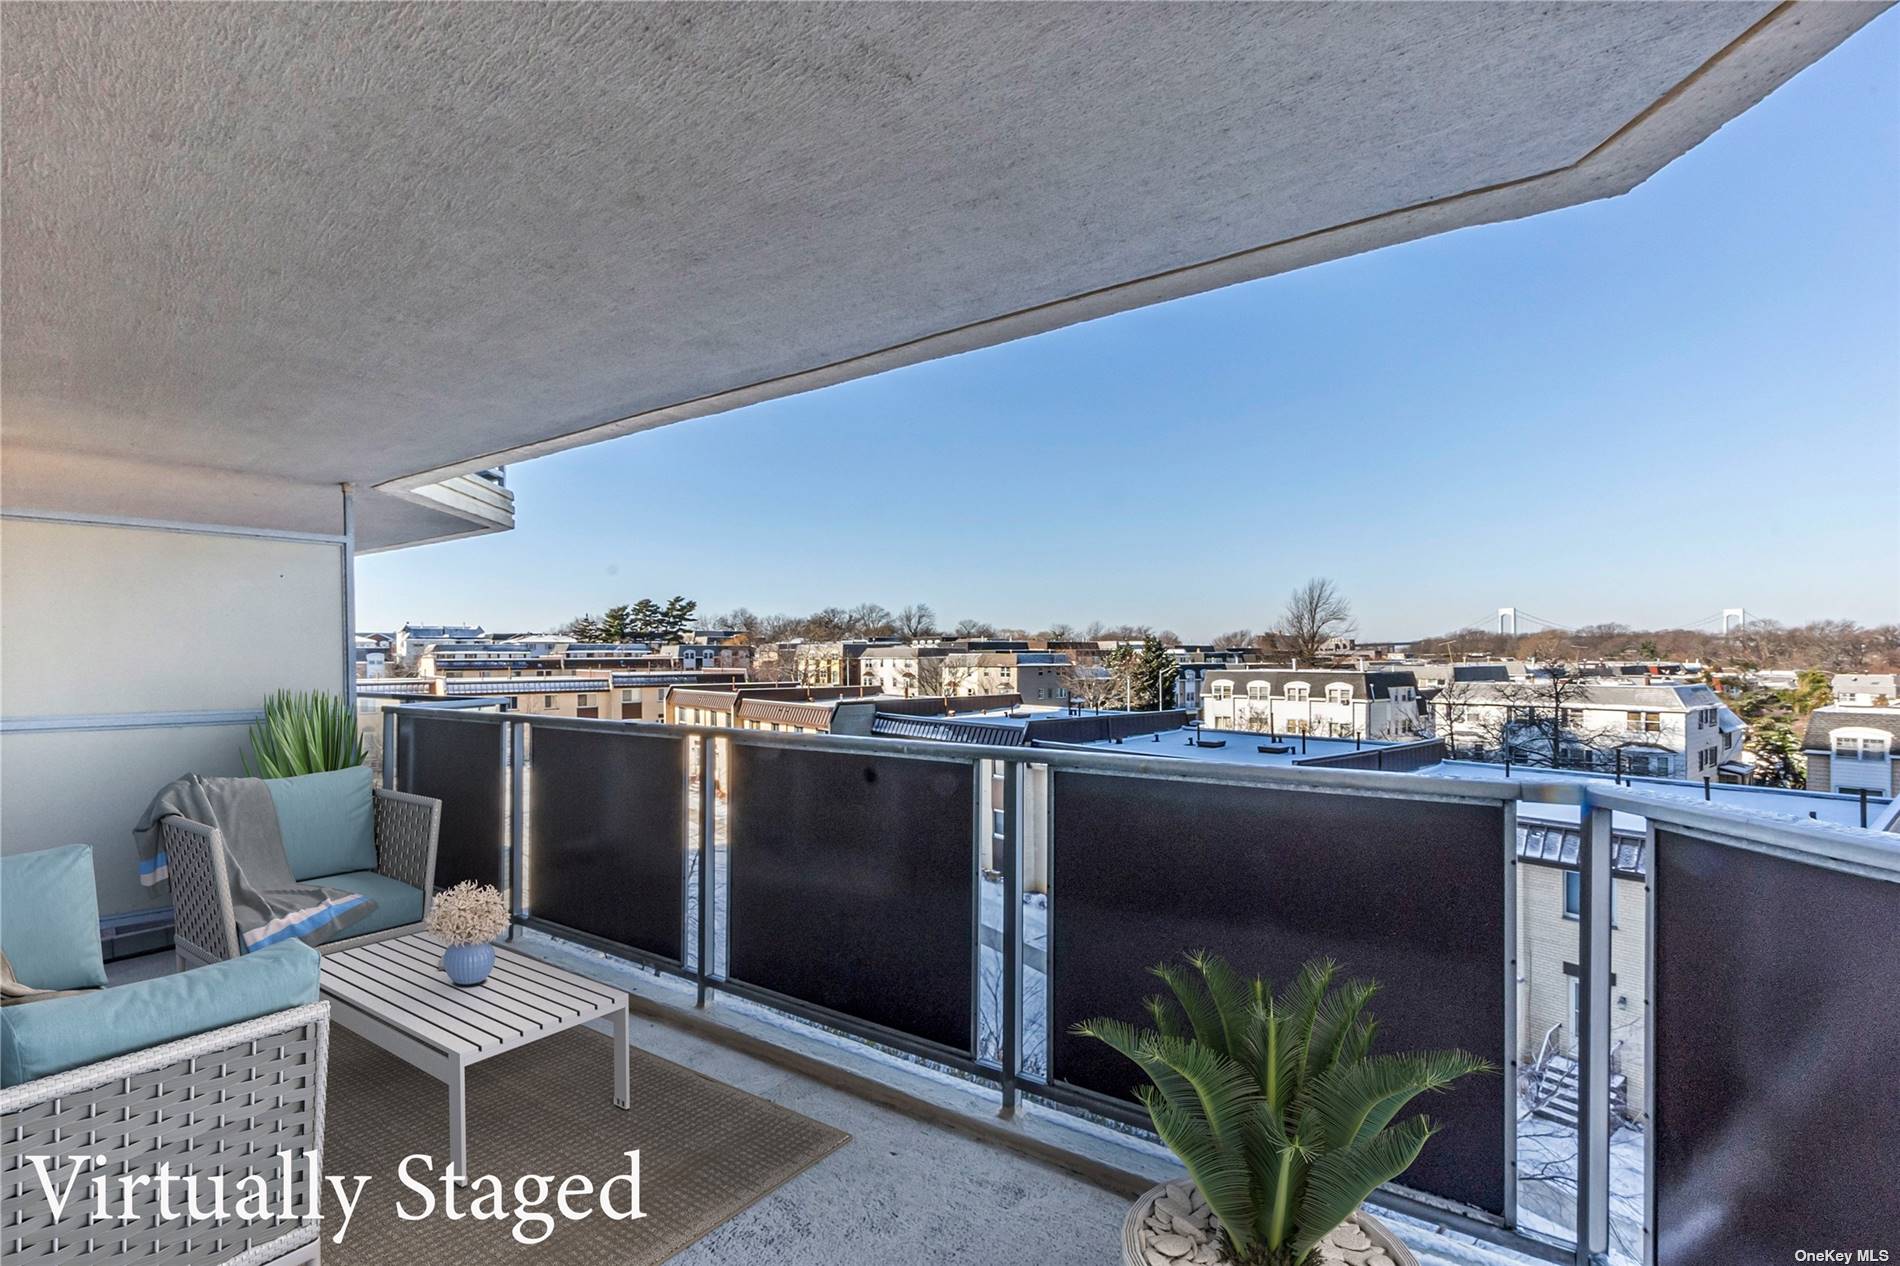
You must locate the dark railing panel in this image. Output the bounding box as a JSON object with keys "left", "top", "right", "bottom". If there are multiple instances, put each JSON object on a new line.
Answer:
{"left": 396, "top": 714, "right": 505, "bottom": 891}
{"left": 1652, "top": 830, "right": 1899, "bottom": 1264}
{"left": 527, "top": 726, "right": 687, "bottom": 964}
{"left": 1049, "top": 771, "right": 1507, "bottom": 1217}
{"left": 727, "top": 745, "right": 975, "bottom": 1055}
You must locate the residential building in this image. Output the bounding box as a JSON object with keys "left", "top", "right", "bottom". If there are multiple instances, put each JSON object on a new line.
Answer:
{"left": 1197, "top": 668, "right": 1423, "bottom": 739}
{"left": 860, "top": 645, "right": 1074, "bottom": 702}
{"left": 1802, "top": 705, "right": 1900, "bottom": 797}
{"left": 1428, "top": 680, "right": 1745, "bottom": 780}
{"left": 1831, "top": 673, "right": 1898, "bottom": 707}
{"left": 392, "top": 622, "right": 485, "bottom": 664}
{"left": 773, "top": 639, "right": 893, "bottom": 687}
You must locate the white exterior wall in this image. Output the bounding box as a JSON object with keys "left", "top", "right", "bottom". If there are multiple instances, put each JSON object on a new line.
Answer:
{"left": 1199, "top": 681, "right": 1419, "bottom": 738}
{"left": 1, "top": 517, "right": 346, "bottom": 918}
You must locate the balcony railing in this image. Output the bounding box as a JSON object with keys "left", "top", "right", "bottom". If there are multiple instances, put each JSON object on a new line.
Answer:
{"left": 379, "top": 704, "right": 1899, "bottom": 1266}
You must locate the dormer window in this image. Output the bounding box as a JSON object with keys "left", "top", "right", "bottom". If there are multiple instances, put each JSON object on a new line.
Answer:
{"left": 1326, "top": 684, "right": 1352, "bottom": 706}
{"left": 1284, "top": 683, "right": 1310, "bottom": 702}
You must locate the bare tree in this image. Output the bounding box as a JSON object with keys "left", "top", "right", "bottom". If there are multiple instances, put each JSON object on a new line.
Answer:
{"left": 1428, "top": 677, "right": 1479, "bottom": 756}
{"left": 894, "top": 603, "right": 937, "bottom": 638}
{"left": 1476, "top": 675, "right": 1611, "bottom": 770}
{"left": 844, "top": 603, "right": 894, "bottom": 638}
{"left": 1277, "top": 578, "right": 1356, "bottom": 665}
{"left": 1061, "top": 662, "right": 1119, "bottom": 710}
{"left": 953, "top": 618, "right": 997, "bottom": 639}
{"left": 1212, "top": 628, "right": 1256, "bottom": 650}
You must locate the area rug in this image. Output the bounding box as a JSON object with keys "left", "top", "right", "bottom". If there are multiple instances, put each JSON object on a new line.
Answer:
{"left": 322, "top": 1023, "right": 849, "bottom": 1263}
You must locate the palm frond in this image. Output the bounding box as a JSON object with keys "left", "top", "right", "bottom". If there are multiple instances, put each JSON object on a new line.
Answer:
{"left": 1292, "top": 1116, "right": 1437, "bottom": 1260}
{"left": 1190, "top": 949, "right": 1258, "bottom": 1058}
{"left": 1149, "top": 959, "right": 1226, "bottom": 1050}
{"left": 1305, "top": 977, "right": 1378, "bottom": 1080}
{"left": 1142, "top": 1033, "right": 1263, "bottom": 1154}
{"left": 1279, "top": 957, "right": 1338, "bottom": 1085}
{"left": 1305, "top": 1049, "right": 1493, "bottom": 1153}
{"left": 1142, "top": 1086, "right": 1258, "bottom": 1257}
{"left": 1076, "top": 954, "right": 1492, "bottom": 1266}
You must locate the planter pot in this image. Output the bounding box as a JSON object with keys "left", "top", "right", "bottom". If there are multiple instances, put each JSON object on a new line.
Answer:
{"left": 1122, "top": 1181, "right": 1416, "bottom": 1266}
{"left": 440, "top": 942, "right": 496, "bottom": 987}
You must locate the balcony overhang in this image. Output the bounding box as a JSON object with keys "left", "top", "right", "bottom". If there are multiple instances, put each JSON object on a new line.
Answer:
{"left": 1, "top": 2, "right": 1885, "bottom": 548}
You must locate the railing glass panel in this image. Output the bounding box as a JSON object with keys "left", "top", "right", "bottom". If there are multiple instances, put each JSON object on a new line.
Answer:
{"left": 1046, "top": 769, "right": 1511, "bottom": 1218}
{"left": 725, "top": 743, "right": 977, "bottom": 1059}
{"left": 396, "top": 712, "right": 508, "bottom": 890}
{"left": 1650, "top": 827, "right": 1899, "bottom": 1265}
{"left": 525, "top": 723, "right": 687, "bottom": 965}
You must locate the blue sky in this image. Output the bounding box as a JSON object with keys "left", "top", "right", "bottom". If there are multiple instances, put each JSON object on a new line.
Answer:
{"left": 362, "top": 13, "right": 1899, "bottom": 642}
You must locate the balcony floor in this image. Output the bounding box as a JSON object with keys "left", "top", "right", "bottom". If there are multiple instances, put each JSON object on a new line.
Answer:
{"left": 109, "top": 945, "right": 1545, "bottom": 1266}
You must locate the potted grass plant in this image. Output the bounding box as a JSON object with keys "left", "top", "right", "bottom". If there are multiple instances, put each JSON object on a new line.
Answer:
{"left": 243, "top": 689, "right": 365, "bottom": 777}
{"left": 1076, "top": 953, "right": 1491, "bottom": 1266}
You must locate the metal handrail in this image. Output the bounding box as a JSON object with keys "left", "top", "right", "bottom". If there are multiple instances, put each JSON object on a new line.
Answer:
{"left": 379, "top": 699, "right": 1897, "bottom": 1266}
{"left": 380, "top": 702, "right": 1900, "bottom": 879}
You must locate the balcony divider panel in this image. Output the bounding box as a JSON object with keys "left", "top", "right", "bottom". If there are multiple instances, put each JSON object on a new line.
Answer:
{"left": 1651, "top": 828, "right": 1900, "bottom": 1265}
{"left": 1048, "top": 770, "right": 1507, "bottom": 1218}
{"left": 526, "top": 725, "right": 687, "bottom": 965}
{"left": 396, "top": 713, "right": 506, "bottom": 892}
{"left": 726, "top": 744, "right": 976, "bottom": 1057}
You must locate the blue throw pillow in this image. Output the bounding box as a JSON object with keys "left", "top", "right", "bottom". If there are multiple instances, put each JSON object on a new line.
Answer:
{"left": 0, "top": 941, "right": 319, "bottom": 1087}
{"left": 0, "top": 844, "right": 107, "bottom": 991}
{"left": 266, "top": 766, "right": 376, "bottom": 881}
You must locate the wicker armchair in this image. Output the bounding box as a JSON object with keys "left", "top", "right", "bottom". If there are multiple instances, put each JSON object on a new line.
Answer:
{"left": 1, "top": 1002, "right": 328, "bottom": 1266}
{"left": 167, "top": 787, "right": 441, "bottom": 967}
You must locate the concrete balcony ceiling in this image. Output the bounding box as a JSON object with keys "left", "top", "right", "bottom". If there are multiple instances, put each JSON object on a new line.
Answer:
{"left": 0, "top": 2, "right": 1882, "bottom": 547}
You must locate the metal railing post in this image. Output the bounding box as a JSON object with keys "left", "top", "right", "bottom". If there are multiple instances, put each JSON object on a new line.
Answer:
{"left": 1577, "top": 800, "right": 1613, "bottom": 1265}
{"left": 698, "top": 736, "right": 718, "bottom": 1007}
{"left": 508, "top": 720, "right": 527, "bottom": 940}
{"left": 998, "top": 758, "right": 1024, "bottom": 1115}
{"left": 381, "top": 709, "right": 398, "bottom": 790}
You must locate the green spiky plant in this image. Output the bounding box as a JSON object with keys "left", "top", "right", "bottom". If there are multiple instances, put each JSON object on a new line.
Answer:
{"left": 244, "top": 690, "right": 365, "bottom": 778}
{"left": 1075, "top": 953, "right": 1491, "bottom": 1266}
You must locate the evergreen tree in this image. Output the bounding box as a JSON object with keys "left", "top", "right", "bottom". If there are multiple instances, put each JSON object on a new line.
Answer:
{"left": 1106, "top": 637, "right": 1178, "bottom": 709}
{"left": 661, "top": 595, "right": 698, "bottom": 640}
{"left": 1751, "top": 720, "right": 1806, "bottom": 789}
{"left": 627, "top": 597, "right": 665, "bottom": 639}
{"left": 601, "top": 604, "right": 634, "bottom": 642}
{"left": 560, "top": 613, "right": 606, "bottom": 642}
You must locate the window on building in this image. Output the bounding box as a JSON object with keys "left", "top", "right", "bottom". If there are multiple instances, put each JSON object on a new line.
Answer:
{"left": 1835, "top": 735, "right": 1891, "bottom": 760}
{"left": 1563, "top": 870, "right": 1618, "bottom": 924}
{"left": 1285, "top": 683, "right": 1310, "bottom": 702}
{"left": 1326, "top": 684, "right": 1352, "bottom": 706}
{"left": 1210, "top": 681, "right": 1234, "bottom": 700}
{"left": 1626, "top": 711, "right": 1662, "bottom": 733}
{"left": 577, "top": 695, "right": 590, "bottom": 706}
{"left": 1247, "top": 682, "right": 1270, "bottom": 700}
{"left": 622, "top": 690, "right": 634, "bottom": 703}
{"left": 543, "top": 695, "right": 555, "bottom": 707}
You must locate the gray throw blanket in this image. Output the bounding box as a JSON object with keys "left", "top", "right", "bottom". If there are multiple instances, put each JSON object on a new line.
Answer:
{"left": 135, "top": 775, "right": 375, "bottom": 953}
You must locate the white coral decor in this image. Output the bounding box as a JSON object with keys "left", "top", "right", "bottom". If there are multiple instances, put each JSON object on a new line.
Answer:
{"left": 427, "top": 881, "right": 510, "bottom": 946}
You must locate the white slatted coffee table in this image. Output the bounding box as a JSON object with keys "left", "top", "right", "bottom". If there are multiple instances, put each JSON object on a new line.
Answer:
{"left": 319, "top": 932, "right": 629, "bottom": 1181}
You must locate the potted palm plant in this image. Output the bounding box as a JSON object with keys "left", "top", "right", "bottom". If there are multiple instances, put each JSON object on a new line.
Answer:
{"left": 1076, "top": 953, "right": 1491, "bottom": 1266}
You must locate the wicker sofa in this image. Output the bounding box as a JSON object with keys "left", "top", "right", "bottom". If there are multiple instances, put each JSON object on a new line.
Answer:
{"left": 1, "top": 1002, "right": 330, "bottom": 1266}
{"left": 167, "top": 786, "right": 441, "bottom": 967}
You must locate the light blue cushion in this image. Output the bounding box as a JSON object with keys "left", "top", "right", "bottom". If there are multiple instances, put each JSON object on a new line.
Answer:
{"left": 267, "top": 766, "right": 375, "bottom": 882}
{"left": 318, "top": 870, "right": 423, "bottom": 936}
{"left": 1, "top": 941, "right": 318, "bottom": 1087}
{"left": 0, "top": 844, "right": 107, "bottom": 991}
